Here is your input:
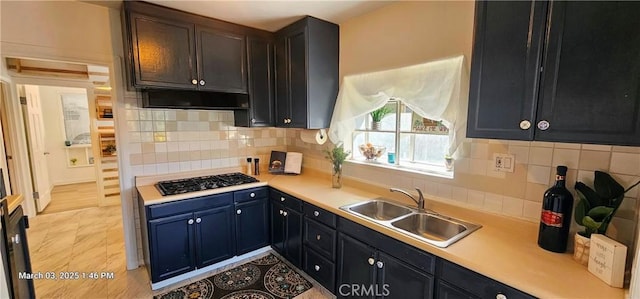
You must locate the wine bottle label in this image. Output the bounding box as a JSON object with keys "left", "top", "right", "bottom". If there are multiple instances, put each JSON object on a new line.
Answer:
{"left": 541, "top": 210, "right": 563, "bottom": 227}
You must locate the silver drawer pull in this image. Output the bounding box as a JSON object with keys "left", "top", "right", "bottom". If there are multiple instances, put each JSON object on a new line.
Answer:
{"left": 537, "top": 120, "right": 550, "bottom": 131}
{"left": 283, "top": 211, "right": 288, "bottom": 217}
{"left": 279, "top": 210, "right": 283, "bottom": 215}
{"left": 195, "top": 218, "right": 201, "bottom": 224}
{"left": 188, "top": 219, "right": 194, "bottom": 225}
{"left": 496, "top": 294, "right": 507, "bottom": 299}
{"left": 376, "top": 261, "right": 384, "bottom": 268}
{"left": 280, "top": 197, "right": 285, "bottom": 202}
{"left": 237, "top": 209, "right": 242, "bottom": 215}
{"left": 314, "top": 265, "right": 320, "bottom": 271}
{"left": 250, "top": 192, "right": 256, "bottom": 198}
{"left": 316, "top": 235, "right": 321, "bottom": 241}
{"left": 368, "top": 258, "right": 375, "bottom": 265}
{"left": 199, "top": 80, "right": 206, "bottom": 86}
{"left": 191, "top": 79, "right": 198, "bottom": 85}
{"left": 519, "top": 120, "right": 531, "bottom": 130}
{"left": 313, "top": 211, "right": 320, "bottom": 217}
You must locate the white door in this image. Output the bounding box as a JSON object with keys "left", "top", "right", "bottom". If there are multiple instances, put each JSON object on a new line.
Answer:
{"left": 23, "top": 85, "right": 52, "bottom": 212}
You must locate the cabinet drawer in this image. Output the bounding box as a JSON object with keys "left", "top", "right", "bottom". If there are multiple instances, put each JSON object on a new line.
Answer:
{"left": 304, "top": 246, "right": 336, "bottom": 292}
{"left": 147, "top": 193, "right": 233, "bottom": 219}
{"left": 304, "top": 202, "right": 336, "bottom": 228}
{"left": 269, "top": 188, "right": 302, "bottom": 212}
{"left": 304, "top": 219, "right": 336, "bottom": 260}
{"left": 438, "top": 260, "right": 535, "bottom": 299}
{"left": 234, "top": 187, "right": 268, "bottom": 203}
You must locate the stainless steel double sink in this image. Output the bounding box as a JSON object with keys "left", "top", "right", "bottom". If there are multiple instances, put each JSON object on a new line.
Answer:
{"left": 340, "top": 199, "right": 482, "bottom": 248}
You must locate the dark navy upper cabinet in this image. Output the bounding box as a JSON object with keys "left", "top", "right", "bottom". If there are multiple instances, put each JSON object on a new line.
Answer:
{"left": 467, "top": 1, "right": 640, "bottom": 146}
{"left": 535, "top": 1, "right": 640, "bottom": 145}
{"left": 196, "top": 26, "right": 247, "bottom": 93}
{"left": 274, "top": 16, "right": 339, "bottom": 129}
{"left": 235, "top": 188, "right": 269, "bottom": 255}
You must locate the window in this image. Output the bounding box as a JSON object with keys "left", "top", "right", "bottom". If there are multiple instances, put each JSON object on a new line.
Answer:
{"left": 351, "top": 100, "right": 451, "bottom": 173}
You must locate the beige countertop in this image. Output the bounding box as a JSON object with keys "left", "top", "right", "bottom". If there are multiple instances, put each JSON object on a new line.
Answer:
{"left": 136, "top": 172, "right": 625, "bottom": 298}
{"left": 6, "top": 194, "right": 24, "bottom": 215}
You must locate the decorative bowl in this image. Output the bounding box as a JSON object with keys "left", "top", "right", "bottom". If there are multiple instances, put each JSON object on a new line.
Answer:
{"left": 359, "top": 144, "right": 386, "bottom": 161}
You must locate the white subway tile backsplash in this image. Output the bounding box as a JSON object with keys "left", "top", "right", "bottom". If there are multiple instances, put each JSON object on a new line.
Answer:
{"left": 527, "top": 165, "right": 551, "bottom": 184}
{"left": 503, "top": 196, "right": 524, "bottom": 217}
{"left": 530, "top": 141, "right": 554, "bottom": 148}
{"left": 508, "top": 145, "right": 530, "bottom": 164}
{"left": 610, "top": 152, "right": 640, "bottom": 176}
{"left": 471, "top": 143, "right": 489, "bottom": 159}
{"left": 529, "top": 147, "right": 553, "bottom": 166}
{"left": 452, "top": 187, "right": 468, "bottom": 203}
{"left": 554, "top": 143, "right": 581, "bottom": 150}
{"left": 454, "top": 158, "right": 470, "bottom": 174}
{"left": 437, "top": 184, "right": 453, "bottom": 200}
{"left": 484, "top": 193, "right": 503, "bottom": 211}
{"left": 485, "top": 161, "right": 506, "bottom": 178}
{"left": 467, "top": 190, "right": 485, "bottom": 208}
{"left": 469, "top": 159, "right": 487, "bottom": 175}
{"left": 523, "top": 200, "right": 541, "bottom": 221}
{"left": 552, "top": 148, "right": 580, "bottom": 169}
{"left": 581, "top": 144, "right": 612, "bottom": 151}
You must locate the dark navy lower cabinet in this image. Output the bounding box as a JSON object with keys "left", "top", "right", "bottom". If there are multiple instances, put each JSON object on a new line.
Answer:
{"left": 269, "top": 188, "right": 303, "bottom": 268}
{"left": 148, "top": 212, "right": 197, "bottom": 282}
{"left": 235, "top": 196, "right": 269, "bottom": 255}
{"left": 143, "top": 192, "right": 237, "bottom": 283}
{"left": 195, "top": 206, "right": 235, "bottom": 267}
{"left": 436, "top": 280, "right": 476, "bottom": 299}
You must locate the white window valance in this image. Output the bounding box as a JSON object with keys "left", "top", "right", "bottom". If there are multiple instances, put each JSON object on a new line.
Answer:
{"left": 328, "top": 55, "right": 469, "bottom": 156}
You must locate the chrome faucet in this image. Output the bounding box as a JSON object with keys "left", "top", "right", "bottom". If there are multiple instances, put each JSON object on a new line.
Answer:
{"left": 390, "top": 187, "right": 426, "bottom": 212}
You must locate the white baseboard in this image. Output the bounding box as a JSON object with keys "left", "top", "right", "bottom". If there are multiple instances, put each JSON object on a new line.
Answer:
{"left": 150, "top": 246, "right": 272, "bottom": 291}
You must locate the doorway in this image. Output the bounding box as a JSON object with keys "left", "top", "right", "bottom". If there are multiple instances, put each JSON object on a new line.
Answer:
{"left": 17, "top": 83, "right": 99, "bottom": 214}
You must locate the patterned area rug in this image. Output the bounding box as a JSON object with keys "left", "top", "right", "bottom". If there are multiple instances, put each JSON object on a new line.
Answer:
{"left": 154, "top": 254, "right": 312, "bottom": 299}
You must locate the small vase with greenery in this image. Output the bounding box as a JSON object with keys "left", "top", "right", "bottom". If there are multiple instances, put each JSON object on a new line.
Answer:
{"left": 370, "top": 106, "right": 392, "bottom": 130}
{"left": 324, "top": 143, "right": 351, "bottom": 188}
{"left": 572, "top": 171, "right": 640, "bottom": 265}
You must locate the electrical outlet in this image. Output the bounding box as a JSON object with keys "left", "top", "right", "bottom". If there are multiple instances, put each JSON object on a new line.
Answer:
{"left": 493, "top": 153, "right": 515, "bottom": 172}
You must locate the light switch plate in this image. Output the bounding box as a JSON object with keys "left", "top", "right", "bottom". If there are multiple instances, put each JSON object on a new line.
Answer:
{"left": 493, "top": 153, "right": 515, "bottom": 172}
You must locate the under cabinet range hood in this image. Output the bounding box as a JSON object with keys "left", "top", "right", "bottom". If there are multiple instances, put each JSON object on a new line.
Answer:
{"left": 142, "top": 90, "right": 249, "bottom": 110}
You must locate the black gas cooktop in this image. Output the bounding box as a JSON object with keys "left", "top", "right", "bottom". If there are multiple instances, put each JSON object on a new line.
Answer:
{"left": 156, "top": 172, "right": 259, "bottom": 196}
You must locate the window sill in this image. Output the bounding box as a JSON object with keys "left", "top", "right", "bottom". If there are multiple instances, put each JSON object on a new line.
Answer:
{"left": 345, "top": 159, "right": 454, "bottom": 179}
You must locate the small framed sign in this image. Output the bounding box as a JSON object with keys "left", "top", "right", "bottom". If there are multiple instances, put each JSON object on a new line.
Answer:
{"left": 588, "top": 234, "right": 627, "bottom": 288}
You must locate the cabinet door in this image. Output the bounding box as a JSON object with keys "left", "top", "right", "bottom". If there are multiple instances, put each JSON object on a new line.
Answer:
{"left": 247, "top": 36, "right": 275, "bottom": 126}
{"left": 8, "top": 208, "right": 35, "bottom": 299}
{"left": 275, "top": 36, "right": 290, "bottom": 126}
{"left": 466, "top": 1, "right": 547, "bottom": 140}
{"left": 376, "top": 252, "right": 433, "bottom": 299}
{"left": 270, "top": 201, "right": 286, "bottom": 254}
{"left": 194, "top": 206, "right": 235, "bottom": 267}
{"left": 128, "top": 12, "right": 196, "bottom": 89}
{"left": 336, "top": 233, "right": 377, "bottom": 299}
{"left": 284, "top": 208, "right": 303, "bottom": 268}
{"left": 148, "top": 212, "right": 195, "bottom": 282}
{"left": 288, "top": 30, "right": 308, "bottom": 128}
{"left": 436, "top": 280, "right": 478, "bottom": 299}
{"left": 196, "top": 26, "right": 247, "bottom": 93}
{"left": 235, "top": 198, "right": 269, "bottom": 255}
{"left": 536, "top": 1, "right": 640, "bottom": 145}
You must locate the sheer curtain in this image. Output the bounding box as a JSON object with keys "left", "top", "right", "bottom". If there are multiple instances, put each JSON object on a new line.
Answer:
{"left": 328, "top": 55, "right": 468, "bottom": 156}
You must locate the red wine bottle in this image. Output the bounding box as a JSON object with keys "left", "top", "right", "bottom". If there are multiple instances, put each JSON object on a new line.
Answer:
{"left": 538, "top": 165, "right": 574, "bottom": 253}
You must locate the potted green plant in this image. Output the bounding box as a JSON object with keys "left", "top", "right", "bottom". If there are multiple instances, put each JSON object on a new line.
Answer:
{"left": 370, "top": 106, "right": 392, "bottom": 130}
{"left": 324, "top": 143, "right": 351, "bottom": 188}
{"left": 444, "top": 155, "right": 454, "bottom": 171}
{"left": 572, "top": 171, "right": 639, "bottom": 265}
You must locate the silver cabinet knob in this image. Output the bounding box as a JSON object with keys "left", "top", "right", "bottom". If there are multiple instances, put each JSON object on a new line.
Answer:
{"left": 279, "top": 210, "right": 283, "bottom": 215}
{"left": 496, "top": 294, "right": 507, "bottom": 299}
{"left": 188, "top": 219, "right": 194, "bottom": 225}
{"left": 313, "top": 211, "right": 320, "bottom": 217}
{"left": 191, "top": 79, "right": 198, "bottom": 85}
{"left": 282, "top": 211, "right": 288, "bottom": 217}
{"left": 316, "top": 234, "right": 321, "bottom": 241}
{"left": 199, "top": 80, "right": 205, "bottom": 86}
{"left": 537, "top": 120, "right": 550, "bottom": 131}
{"left": 11, "top": 234, "right": 20, "bottom": 244}
{"left": 237, "top": 209, "right": 242, "bottom": 215}
{"left": 519, "top": 120, "right": 531, "bottom": 130}
{"left": 280, "top": 197, "right": 285, "bottom": 202}
{"left": 314, "top": 265, "right": 320, "bottom": 271}
{"left": 368, "top": 258, "right": 375, "bottom": 265}
{"left": 376, "top": 261, "right": 384, "bottom": 269}
{"left": 251, "top": 118, "right": 256, "bottom": 124}
{"left": 195, "top": 218, "right": 201, "bottom": 224}
{"left": 250, "top": 192, "right": 255, "bottom": 198}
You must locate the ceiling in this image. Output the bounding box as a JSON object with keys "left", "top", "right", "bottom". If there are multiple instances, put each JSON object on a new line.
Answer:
{"left": 86, "top": 1, "right": 395, "bottom": 32}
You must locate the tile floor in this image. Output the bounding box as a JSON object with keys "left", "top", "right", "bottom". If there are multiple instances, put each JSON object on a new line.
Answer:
{"left": 27, "top": 205, "right": 333, "bottom": 298}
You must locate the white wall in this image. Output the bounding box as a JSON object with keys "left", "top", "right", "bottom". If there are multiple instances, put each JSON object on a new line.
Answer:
{"left": 39, "top": 85, "right": 96, "bottom": 185}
